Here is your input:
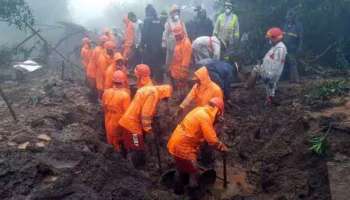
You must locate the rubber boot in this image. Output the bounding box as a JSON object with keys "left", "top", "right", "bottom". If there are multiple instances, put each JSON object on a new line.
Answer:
{"left": 174, "top": 171, "right": 188, "bottom": 195}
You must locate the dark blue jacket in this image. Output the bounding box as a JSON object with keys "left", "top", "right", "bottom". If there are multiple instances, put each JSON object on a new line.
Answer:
{"left": 196, "top": 59, "right": 235, "bottom": 97}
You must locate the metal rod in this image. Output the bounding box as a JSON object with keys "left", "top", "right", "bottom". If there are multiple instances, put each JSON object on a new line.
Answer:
{"left": 154, "top": 116, "right": 162, "bottom": 173}
{"left": 223, "top": 152, "right": 228, "bottom": 188}
{"left": 0, "top": 85, "right": 17, "bottom": 122}
{"left": 13, "top": 29, "right": 40, "bottom": 52}
{"left": 24, "top": 22, "right": 82, "bottom": 72}
{"left": 198, "top": 165, "right": 229, "bottom": 183}
{"left": 61, "top": 61, "right": 65, "bottom": 80}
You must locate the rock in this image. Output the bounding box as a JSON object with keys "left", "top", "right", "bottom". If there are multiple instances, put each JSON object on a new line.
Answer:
{"left": 10, "top": 132, "right": 34, "bottom": 143}
{"left": 8, "top": 141, "right": 17, "bottom": 146}
{"left": 35, "top": 142, "right": 46, "bottom": 148}
{"left": 37, "top": 134, "right": 51, "bottom": 141}
{"left": 345, "top": 101, "right": 350, "bottom": 109}
{"left": 327, "top": 159, "right": 350, "bottom": 200}
{"left": 18, "top": 142, "right": 30, "bottom": 150}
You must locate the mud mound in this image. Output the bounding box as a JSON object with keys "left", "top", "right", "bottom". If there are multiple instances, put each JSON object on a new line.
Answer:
{"left": 221, "top": 85, "right": 331, "bottom": 200}
{"left": 0, "top": 78, "right": 152, "bottom": 200}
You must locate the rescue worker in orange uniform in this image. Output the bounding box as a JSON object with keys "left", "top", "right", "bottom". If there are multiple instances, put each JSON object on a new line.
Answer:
{"left": 80, "top": 37, "right": 92, "bottom": 77}
{"left": 169, "top": 26, "right": 192, "bottom": 98}
{"left": 134, "top": 64, "right": 153, "bottom": 89}
{"left": 104, "top": 53, "right": 128, "bottom": 90}
{"left": 123, "top": 13, "right": 136, "bottom": 61}
{"left": 102, "top": 70, "right": 131, "bottom": 151}
{"left": 96, "top": 41, "right": 116, "bottom": 98}
{"left": 177, "top": 67, "right": 223, "bottom": 114}
{"left": 103, "top": 28, "right": 117, "bottom": 43}
{"left": 86, "top": 35, "right": 109, "bottom": 100}
{"left": 162, "top": 4, "right": 188, "bottom": 68}
{"left": 167, "top": 97, "right": 228, "bottom": 193}
{"left": 119, "top": 85, "right": 172, "bottom": 168}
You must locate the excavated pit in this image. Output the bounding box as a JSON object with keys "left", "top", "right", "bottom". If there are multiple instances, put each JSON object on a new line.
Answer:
{"left": 0, "top": 73, "right": 334, "bottom": 200}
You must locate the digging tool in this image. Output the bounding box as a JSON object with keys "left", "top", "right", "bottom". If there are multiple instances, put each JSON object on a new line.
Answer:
{"left": 223, "top": 152, "right": 228, "bottom": 188}
{"left": 153, "top": 116, "right": 163, "bottom": 173}
{"left": 197, "top": 165, "right": 229, "bottom": 184}
{"left": 0, "top": 85, "right": 18, "bottom": 122}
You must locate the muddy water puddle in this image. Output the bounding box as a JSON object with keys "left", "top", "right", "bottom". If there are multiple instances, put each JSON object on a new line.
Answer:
{"left": 204, "top": 164, "right": 254, "bottom": 199}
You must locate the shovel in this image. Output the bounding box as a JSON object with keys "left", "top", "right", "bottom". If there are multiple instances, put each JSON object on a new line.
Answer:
{"left": 222, "top": 152, "right": 228, "bottom": 188}
{"left": 198, "top": 152, "right": 229, "bottom": 188}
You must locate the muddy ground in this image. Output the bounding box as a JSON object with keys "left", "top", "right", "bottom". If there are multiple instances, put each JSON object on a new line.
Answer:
{"left": 0, "top": 68, "right": 349, "bottom": 200}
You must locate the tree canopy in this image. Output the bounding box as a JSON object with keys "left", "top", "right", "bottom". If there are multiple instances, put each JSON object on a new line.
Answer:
{"left": 0, "top": 0, "right": 34, "bottom": 30}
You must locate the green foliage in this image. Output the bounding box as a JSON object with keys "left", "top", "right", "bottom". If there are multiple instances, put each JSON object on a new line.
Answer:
{"left": 0, "top": 0, "right": 34, "bottom": 30}
{"left": 214, "top": 0, "right": 350, "bottom": 66}
{"left": 309, "top": 135, "right": 328, "bottom": 156}
{"left": 307, "top": 80, "right": 349, "bottom": 101}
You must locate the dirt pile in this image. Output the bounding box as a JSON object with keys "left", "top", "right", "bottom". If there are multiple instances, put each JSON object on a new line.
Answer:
{"left": 221, "top": 84, "right": 331, "bottom": 200}
{"left": 0, "top": 78, "right": 152, "bottom": 200}
{"left": 0, "top": 75, "right": 337, "bottom": 200}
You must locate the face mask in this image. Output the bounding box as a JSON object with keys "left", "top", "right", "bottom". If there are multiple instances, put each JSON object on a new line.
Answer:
{"left": 107, "top": 49, "right": 114, "bottom": 57}
{"left": 173, "top": 15, "right": 179, "bottom": 21}
{"left": 225, "top": 8, "right": 231, "bottom": 14}
{"left": 175, "top": 34, "right": 184, "bottom": 42}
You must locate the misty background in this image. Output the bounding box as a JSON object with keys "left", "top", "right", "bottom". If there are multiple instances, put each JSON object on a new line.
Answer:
{"left": 0, "top": 0, "right": 214, "bottom": 45}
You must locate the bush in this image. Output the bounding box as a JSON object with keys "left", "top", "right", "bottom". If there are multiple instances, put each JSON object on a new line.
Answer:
{"left": 305, "top": 79, "right": 350, "bottom": 101}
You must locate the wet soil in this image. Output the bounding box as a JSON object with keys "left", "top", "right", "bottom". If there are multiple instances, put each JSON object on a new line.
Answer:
{"left": 0, "top": 77, "right": 153, "bottom": 200}
{"left": 0, "top": 73, "right": 343, "bottom": 200}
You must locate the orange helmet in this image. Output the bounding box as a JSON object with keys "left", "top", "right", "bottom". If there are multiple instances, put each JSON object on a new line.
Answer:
{"left": 134, "top": 64, "right": 151, "bottom": 77}
{"left": 209, "top": 97, "right": 224, "bottom": 115}
{"left": 266, "top": 27, "right": 284, "bottom": 43}
{"left": 104, "top": 41, "right": 116, "bottom": 50}
{"left": 112, "top": 70, "right": 127, "bottom": 84}
{"left": 82, "top": 37, "right": 90, "bottom": 44}
{"left": 99, "top": 35, "right": 109, "bottom": 43}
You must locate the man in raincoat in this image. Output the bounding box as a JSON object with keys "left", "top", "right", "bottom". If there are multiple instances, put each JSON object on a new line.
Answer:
{"left": 169, "top": 26, "right": 192, "bottom": 98}
{"left": 213, "top": 1, "right": 240, "bottom": 53}
{"left": 103, "top": 28, "right": 117, "bottom": 43}
{"left": 247, "top": 27, "right": 287, "bottom": 105}
{"left": 119, "top": 85, "right": 173, "bottom": 168}
{"left": 195, "top": 59, "right": 236, "bottom": 98}
{"left": 168, "top": 97, "right": 228, "bottom": 192}
{"left": 162, "top": 4, "right": 188, "bottom": 68}
{"left": 141, "top": 4, "right": 165, "bottom": 83}
{"left": 123, "top": 13, "right": 136, "bottom": 61}
{"left": 186, "top": 6, "right": 213, "bottom": 41}
{"left": 102, "top": 70, "right": 130, "bottom": 151}
{"left": 134, "top": 64, "right": 153, "bottom": 89}
{"left": 177, "top": 67, "right": 223, "bottom": 114}
{"left": 104, "top": 53, "right": 128, "bottom": 90}
{"left": 80, "top": 37, "right": 92, "bottom": 79}
{"left": 96, "top": 40, "right": 116, "bottom": 98}
{"left": 86, "top": 35, "right": 109, "bottom": 101}
{"left": 192, "top": 36, "right": 221, "bottom": 64}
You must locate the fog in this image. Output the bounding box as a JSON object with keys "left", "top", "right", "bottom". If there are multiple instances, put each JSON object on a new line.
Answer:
{"left": 0, "top": 0, "right": 215, "bottom": 46}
